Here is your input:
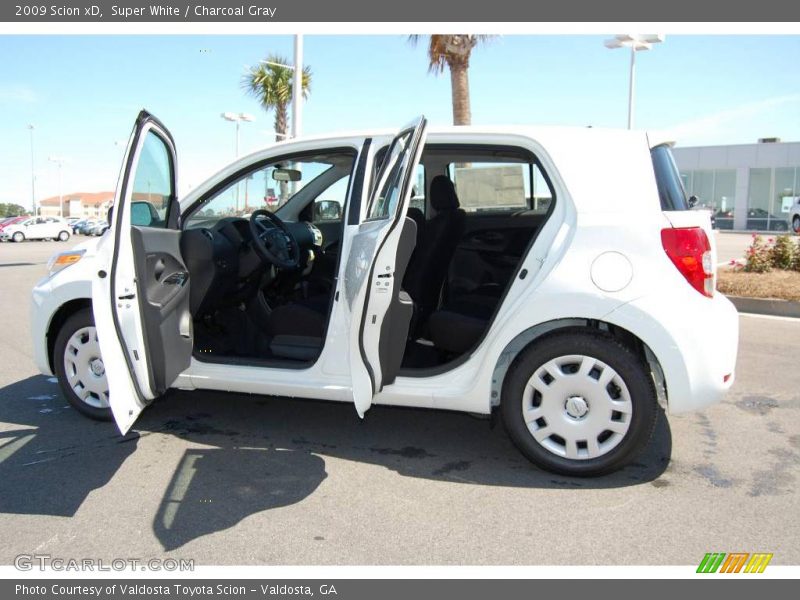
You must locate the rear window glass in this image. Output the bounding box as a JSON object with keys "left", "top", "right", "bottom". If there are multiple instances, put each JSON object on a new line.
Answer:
{"left": 651, "top": 144, "right": 689, "bottom": 211}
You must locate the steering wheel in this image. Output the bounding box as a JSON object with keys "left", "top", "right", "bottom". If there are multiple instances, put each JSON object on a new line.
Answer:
{"left": 249, "top": 209, "right": 301, "bottom": 270}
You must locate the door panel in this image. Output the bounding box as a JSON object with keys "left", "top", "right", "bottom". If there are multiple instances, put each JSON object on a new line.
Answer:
{"left": 92, "top": 110, "right": 190, "bottom": 434}
{"left": 130, "top": 227, "right": 192, "bottom": 395}
{"left": 447, "top": 213, "right": 546, "bottom": 298}
{"left": 376, "top": 217, "right": 416, "bottom": 387}
{"left": 347, "top": 116, "right": 428, "bottom": 416}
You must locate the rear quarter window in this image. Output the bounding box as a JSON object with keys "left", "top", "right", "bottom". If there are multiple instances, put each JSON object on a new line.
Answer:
{"left": 651, "top": 144, "right": 689, "bottom": 211}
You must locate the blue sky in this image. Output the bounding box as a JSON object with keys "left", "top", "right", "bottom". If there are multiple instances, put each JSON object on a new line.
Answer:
{"left": 1, "top": 34, "right": 799, "bottom": 207}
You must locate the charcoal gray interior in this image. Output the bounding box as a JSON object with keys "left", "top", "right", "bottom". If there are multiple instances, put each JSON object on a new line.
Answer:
{"left": 398, "top": 145, "right": 554, "bottom": 372}
{"left": 173, "top": 143, "right": 553, "bottom": 374}
{"left": 178, "top": 150, "right": 356, "bottom": 366}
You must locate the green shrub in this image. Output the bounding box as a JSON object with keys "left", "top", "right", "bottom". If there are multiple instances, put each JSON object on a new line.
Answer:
{"left": 769, "top": 234, "right": 796, "bottom": 270}
{"left": 743, "top": 234, "right": 772, "bottom": 273}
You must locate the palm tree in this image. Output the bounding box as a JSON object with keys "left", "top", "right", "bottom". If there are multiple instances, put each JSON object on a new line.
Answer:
{"left": 242, "top": 54, "right": 312, "bottom": 142}
{"left": 409, "top": 35, "right": 494, "bottom": 126}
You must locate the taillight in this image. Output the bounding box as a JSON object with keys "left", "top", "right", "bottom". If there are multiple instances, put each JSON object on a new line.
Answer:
{"left": 661, "top": 227, "right": 714, "bottom": 298}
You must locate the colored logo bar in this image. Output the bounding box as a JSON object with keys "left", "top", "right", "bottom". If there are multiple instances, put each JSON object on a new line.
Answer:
{"left": 697, "top": 553, "right": 773, "bottom": 573}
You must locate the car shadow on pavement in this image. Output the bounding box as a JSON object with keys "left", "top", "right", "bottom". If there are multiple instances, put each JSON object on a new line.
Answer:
{"left": 143, "top": 388, "right": 671, "bottom": 550}
{"left": 0, "top": 377, "right": 671, "bottom": 551}
{"left": 0, "top": 375, "right": 139, "bottom": 517}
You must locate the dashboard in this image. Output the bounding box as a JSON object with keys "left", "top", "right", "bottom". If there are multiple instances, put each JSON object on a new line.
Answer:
{"left": 179, "top": 217, "right": 323, "bottom": 317}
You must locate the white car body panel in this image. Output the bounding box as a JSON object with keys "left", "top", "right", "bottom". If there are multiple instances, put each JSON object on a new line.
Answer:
{"left": 30, "top": 125, "right": 739, "bottom": 425}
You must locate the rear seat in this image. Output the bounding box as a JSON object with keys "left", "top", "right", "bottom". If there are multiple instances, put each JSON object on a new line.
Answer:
{"left": 427, "top": 286, "right": 502, "bottom": 354}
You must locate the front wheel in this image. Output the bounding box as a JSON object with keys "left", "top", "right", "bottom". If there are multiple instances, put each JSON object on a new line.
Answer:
{"left": 501, "top": 329, "right": 658, "bottom": 477}
{"left": 12, "top": 232, "right": 24, "bottom": 243}
{"left": 53, "top": 307, "right": 112, "bottom": 421}
{"left": 793, "top": 216, "right": 800, "bottom": 234}
{"left": 58, "top": 230, "right": 70, "bottom": 241}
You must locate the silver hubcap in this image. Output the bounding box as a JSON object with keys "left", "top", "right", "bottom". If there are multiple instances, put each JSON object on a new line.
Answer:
{"left": 63, "top": 326, "right": 109, "bottom": 409}
{"left": 521, "top": 354, "right": 633, "bottom": 460}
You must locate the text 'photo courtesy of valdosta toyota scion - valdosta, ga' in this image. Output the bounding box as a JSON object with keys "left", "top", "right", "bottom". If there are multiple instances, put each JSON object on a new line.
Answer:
{"left": 15, "top": 584, "right": 336, "bottom": 596}
{"left": 30, "top": 108, "right": 738, "bottom": 479}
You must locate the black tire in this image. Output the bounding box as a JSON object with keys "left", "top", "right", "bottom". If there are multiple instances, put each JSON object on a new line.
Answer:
{"left": 53, "top": 307, "right": 113, "bottom": 421}
{"left": 58, "top": 230, "right": 70, "bottom": 241}
{"left": 12, "top": 232, "right": 24, "bottom": 243}
{"left": 793, "top": 216, "right": 800, "bottom": 234}
{"left": 501, "top": 329, "right": 658, "bottom": 477}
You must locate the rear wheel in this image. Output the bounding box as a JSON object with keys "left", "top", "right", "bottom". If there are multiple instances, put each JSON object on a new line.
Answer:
{"left": 501, "top": 329, "right": 658, "bottom": 476}
{"left": 12, "top": 232, "right": 24, "bottom": 243}
{"left": 58, "top": 230, "right": 70, "bottom": 241}
{"left": 793, "top": 216, "right": 800, "bottom": 234}
{"left": 53, "top": 307, "right": 112, "bottom": 421}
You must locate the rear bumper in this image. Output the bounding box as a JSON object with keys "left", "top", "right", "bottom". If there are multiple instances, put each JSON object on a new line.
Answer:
{"left": 605, "top": 292, "right": 739, "bottom": 414}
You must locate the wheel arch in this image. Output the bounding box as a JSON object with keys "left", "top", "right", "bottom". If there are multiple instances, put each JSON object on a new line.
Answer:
{"left": 490, "top": 318, "right": 668, "bottom": 411}
{"left": 46, "top": 298, "right": 93, "bottom": 374}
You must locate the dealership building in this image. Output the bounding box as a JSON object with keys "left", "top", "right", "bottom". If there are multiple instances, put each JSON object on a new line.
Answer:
{"left": 38, "top": 191, "right": 114, "bottom": 219}
{"left": 672, "top": 139, "right": 800, "bottom": 232}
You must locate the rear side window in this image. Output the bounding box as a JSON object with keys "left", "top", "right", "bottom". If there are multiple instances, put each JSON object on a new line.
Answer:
{"left": 651, "top": 144, "right": 689, "bottom": 211}
{"left": 445, "top": 160, "right": 553, "bottom": 214}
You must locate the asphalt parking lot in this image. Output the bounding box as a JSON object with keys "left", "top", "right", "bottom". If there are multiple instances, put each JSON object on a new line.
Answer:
{"left": 0, "top": 235, "right": 797, "bottom": 565}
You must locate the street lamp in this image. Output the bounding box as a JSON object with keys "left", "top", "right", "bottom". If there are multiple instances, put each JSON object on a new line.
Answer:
{"left": 293, "top": 34, "right": 303, "bottom": 140}
{"left": 48, "top": 156, "right": 67, "bottom": 218}
{"left": 604, "top": 34, "right": 665, "bottom": 129}
{"left": 27, "top": 124, "right": 36, "bottom": 216}
{"left": 220, "top": 112, "right": 255, "bottom": 158}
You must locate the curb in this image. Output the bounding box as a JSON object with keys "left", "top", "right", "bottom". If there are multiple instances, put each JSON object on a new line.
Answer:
{"left": 727, "top": 295, "right": 800, "bottom": 318}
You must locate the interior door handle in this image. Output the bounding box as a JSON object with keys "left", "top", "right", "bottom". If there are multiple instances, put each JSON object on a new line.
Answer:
{"left": 162, "top": 271, "right": 188, "bottom": 286}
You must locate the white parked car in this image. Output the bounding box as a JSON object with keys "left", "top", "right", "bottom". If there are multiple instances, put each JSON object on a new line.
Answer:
{"left": 3, "top": 216, "right": 71, "bottom": 242}
{"left": 789, "top": 198, "right": 800, "bottom": 233}
{"left": 30, "top": 111, "right": 739, "bottom": 476}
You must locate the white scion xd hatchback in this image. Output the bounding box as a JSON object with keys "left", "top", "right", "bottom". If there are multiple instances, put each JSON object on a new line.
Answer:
{"left": 30, "top": 112, "right": 738, "bottom": 476}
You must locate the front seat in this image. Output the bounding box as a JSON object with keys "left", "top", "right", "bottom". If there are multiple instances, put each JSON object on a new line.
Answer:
{"left": 403, "top": 175, "right": 466, "bottom": 329}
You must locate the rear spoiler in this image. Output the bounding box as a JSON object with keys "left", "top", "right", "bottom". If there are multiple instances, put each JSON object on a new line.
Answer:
{"left": 646, "top": 131, "right": 676, "bottom": 150}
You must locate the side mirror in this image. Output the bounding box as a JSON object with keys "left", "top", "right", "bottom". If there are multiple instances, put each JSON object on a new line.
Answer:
{"left": 688, "top": 195, "right": 699, "bottom": 208}
{"left": 314, "top": 200, "right": 342, "bottom": 221}
{"left": 131, "top": 201, "right": 157, "bottom": 227}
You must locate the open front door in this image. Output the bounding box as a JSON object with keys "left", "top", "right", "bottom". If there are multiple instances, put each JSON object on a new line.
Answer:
{"left": 92, "top": 110, "right": 193, "bottom": 434}
{"left": 346, "top": 116, "right": 428, "bottom": 416}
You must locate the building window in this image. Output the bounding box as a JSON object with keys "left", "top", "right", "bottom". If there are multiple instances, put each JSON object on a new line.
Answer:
{"left": 713, "top": 170, "right": 736, "bottom": 230}
{"left": 680, "top": 168, "right": 736, "bottom": 229}
{"left": 775, "top": 167, "right": 799, "bottom": 221}
{"left": 747, "top": 168, "right": 791, "bottom": 232}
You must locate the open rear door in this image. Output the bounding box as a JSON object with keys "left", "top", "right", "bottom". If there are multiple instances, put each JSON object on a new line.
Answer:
{"left": 92, "top": 110, "right": 193, "bottom": 434}
{"left": 346, "top": 116, "right": 428, "bottom": 416}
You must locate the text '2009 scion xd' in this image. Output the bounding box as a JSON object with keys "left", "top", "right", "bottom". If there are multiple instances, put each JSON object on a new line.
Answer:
{"left": 30, "top": 111, "right": 738, "bottom": 476}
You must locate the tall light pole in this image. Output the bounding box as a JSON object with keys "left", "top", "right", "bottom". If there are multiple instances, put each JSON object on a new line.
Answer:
{"left": 48, "top": 156, "right": 66, "bottom": 218}
{"left": 292, "top": 34, "right": 303, "bottom": 139}
{"left": 604, "top": 34, "right": 664, "bottom": 129}
{"left": 220, "top": 112, "right": 255, "bottom": 158}
{"left": 27, "top": 125, "right": 36, "bottom": 216}
{"left": 221, "top": 113, "right": 254, "bottom": 213}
